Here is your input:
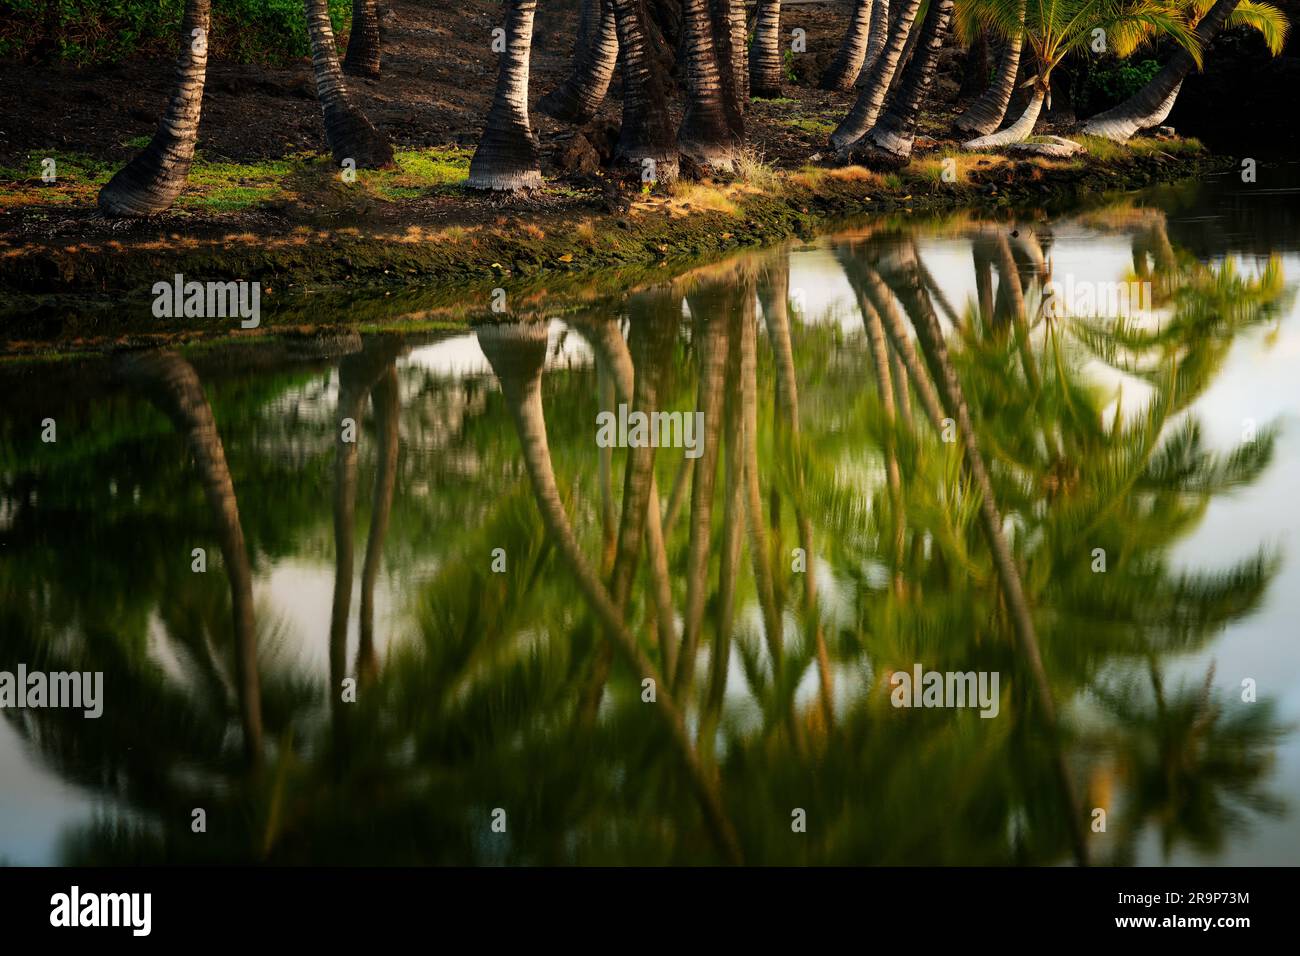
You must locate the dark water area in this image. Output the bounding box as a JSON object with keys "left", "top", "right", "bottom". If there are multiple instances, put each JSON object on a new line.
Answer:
{"left": 1, "top": 167, "right": 1298, "bottom": 865}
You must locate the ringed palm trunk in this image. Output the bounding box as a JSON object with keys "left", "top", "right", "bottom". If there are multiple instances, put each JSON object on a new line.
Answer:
{"left": 1081, "top": 0, "right": 1240, "bottom": 141}
{"left": 98, "top": 0, "right": 210, "bottom": 217}
{"left": 848, "top": 0, "right": 954, "bottom": 168}
{"left": 678, "top": 0, "right": 740, "bottom": 170}
{"left": 477, "top": 322, "right": 743, "bottom": 865}
{"left": 356, "top": 362, "right": 399, "bottom": 686}
{"left": 954, "top": 7, "right": 1024, "bottom": 137}
{"left": 864, "top": 0, "right": 890, "bottom": 74}
{"left": 469, "top": 0, "right": 542, "bottom": 190}
{"left": 121, "top": 350, "right": 263, "bottom": 767}
{"left": 538, "top": 0, "right": 619, "bottom": 124}
{"left": 750, "top": 0, "right": 785, "bottom": 98}
{"left": 342, "top": 0, "right": 381, "bottom": 77}
{"left": 304, "top": 0, "right": 394, "bottom": 169}
{"left": 611, "top": 0, "right": 680, "bottom": 181}
{"left": 820, "top": 0, "right": 875, "bottom": 91}
{"left": 715, "top": 0, "right": 749, "bottom": 112}
{"left": 828, "top": 0, "right": 921, "bottom": 151}
{"left": 963, "top": 82, "right": 1046, "bottom": 150}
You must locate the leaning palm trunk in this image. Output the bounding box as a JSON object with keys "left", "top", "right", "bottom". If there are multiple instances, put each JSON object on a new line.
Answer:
{"left": 954, "top": 8, "right": 1024, "bottom": 137}
{"left": 357, "top": 363, "right": 399, "bottom": 687}
{"left": 477, "top": 322, "right": 743, "bottom": 865}
{"left": 342, "top": 0, "right": 381, "bottom": 77}
{"left": 469, "top": 0, "right": 542, "bottom": 190}
{"left": 864, "top": 0, "right": 890, "bottom": 74}
{"left": 538, "top": 0, "right": 619, "bottom": 124}
{"left": 304, "top": 0, "right": 394, "bottom": 168}
{"left": 828, "top": 0, "right": 921, "bottom": 150}
{"left": 750, "top": 0, "right": 785, "bottom": 98}
{"left": 1081, "top": 0, "right": 1240, "bottom": 141}
{"left": 678, "top": 0, "right": 740, "bottom": 169}
{"left": 820, "top": 0, "right": 874, "bottom": 91}
{"left": 610, "top": 0, "right": 680, "bottom": 180}
{"left": 98, "top": 0, "right": 210, "bottom": 217}
{"left": 121, "top": 350, "right": 263, "bottom": 767}
{"left": 963, "top": 85, "right": 1046, "bottom": 150}
{"left": 847, "top": 0, "right": 954, "bottom": 168}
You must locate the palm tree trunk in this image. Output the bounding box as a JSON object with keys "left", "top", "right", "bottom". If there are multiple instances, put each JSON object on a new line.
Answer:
{"left": 848, "top": 0, "right": 954, "bottom": 167}
{"left": 678, "top": 0, "right": 740, "bottom": 169}
{"left": 98, "top": 0, "right": 210, "bottom": 217}
{"left": 357, "top": 362, "right": 399, "bottom": 686}
{"left": 963, "top": 85, "right": 1045, "bottom": 150}
{"left": 342, "top": 0, "right": 381, "bottom": 77}
{"left": 538, "top": 0, "right": 619, "bottom": 124}
{"left": 121, "top": 350, "right": 263, "bottom": 767}
{"left": 304, "top": 0, "right": 394, "bottom": 168}
{"left": 864, "top": 0, "right": 890, "bottom": 75}
{"left": 713, "top": 0, "right": 749, "bottom": 113}
{"left": 820, "top": 0, "right": 874, "bottom": 92}
{"left": 750, "top": 0, "right": 785, "bottom": 99}
{"left": 477, "top": 322, "right": 743, "bottom": 864}
{"left": 954, "top": 10, "right": 1024, "bottom": 137}
{"left": 469, "top": 0, "right": 542, "bottom": 190}
{"left": 1082, "top": 0, "right": 1239, "bottom": 141}
{"left": 828, "top": 0, "right": 921, "bottom": 150}
{"left": 610, "top": 0, "right": 680, "bottom": 180}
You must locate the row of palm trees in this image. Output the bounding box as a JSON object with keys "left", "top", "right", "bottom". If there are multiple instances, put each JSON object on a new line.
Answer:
{"left": 4, "top": 201, "right": 1287, "bottom": 861}
{"left": 95, "top": 0, "right": 1287, "bottom": 214}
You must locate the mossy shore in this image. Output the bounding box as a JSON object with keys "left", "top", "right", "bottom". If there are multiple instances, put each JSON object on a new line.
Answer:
{"left": 0, "top": 137, "right": 1231, "bottom": 354}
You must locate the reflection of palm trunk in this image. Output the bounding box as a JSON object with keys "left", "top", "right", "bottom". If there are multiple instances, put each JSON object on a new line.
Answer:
{"left": 674, "top": 284, "right": 732, "bottom": 695}
{"left": 569, "top": 311, "right": 679, "bottom": 698}
{"left": 885, "top": 248, "right": 1087, "bottom": 865}
{"left": 330, "top": 367, "right": 366, "bottom": 740}
{"left": 597, "top": 363, "right": 618, "bottom": 575}
{"left": 758, "top": 254, "right": 834, "bottom": 728}
{"left": 738, "top": 268, "right": 803, "bottom": 752}
{"left": 357, "top": 363, "right": 399, "bottom": 686}
{"left": 840, "top": 247, "right": 906, "bottom": 596}
{"left": 122, "top": 350, "right": 263, "bottom": 766}
{"left": 478, "top": 322, "right": 743, "bottom": 864}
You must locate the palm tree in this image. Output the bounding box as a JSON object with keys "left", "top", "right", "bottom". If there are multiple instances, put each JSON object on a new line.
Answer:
{"left": 821, "top": 0, "right": 877, "bottom": 91}
{"left": 964, "top": 0, "right": 1202, "bottom": 149}
{"left": 750, "top": 0, "right": 786, "bottom": 98}
{"left": 954, "top": 0, "right": 1025, "bottom": 137}
{"left": 342, "top": 0, "right": 382, "bottom": 77}
{"left": 828, "top": 0, "right": 923, "bottom": 150}
{"left": 476, "top": 321, "right": 742, "bottom": 863}
{"left": 98, "top": 0, "right": 210, "bottom": 217}
{"left": 846, "top": 0, "right": 956, "bottom": 167}
{"left": 117, "top": 349, "right": 263, "bottom": 767}
{"left": 538, "top": 0, "right": 619, "bottom": 124}
{"left": 610, "top": 0, "right": 680, "bottom": 181}
{"left": 1081, "top": 0, "right": 1287, "bottom": 141}
{"left": 469, "top": 0, "right": 542, "bottom": 190}
{"left": 714, "top": 0, "right": 750, "bottom": 110}
{"left": 304, "top": 0, "right": 394, "bottom": 168}
{"left": 678, "top": 0, "right": 742, "bottom": 169}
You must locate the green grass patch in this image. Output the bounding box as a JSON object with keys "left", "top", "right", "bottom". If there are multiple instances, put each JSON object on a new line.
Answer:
{"left": 363, "top": 147, "right": 472, "bottom": 201}
{"left": 780, "top": 117, "right": 836, "bottom": 136}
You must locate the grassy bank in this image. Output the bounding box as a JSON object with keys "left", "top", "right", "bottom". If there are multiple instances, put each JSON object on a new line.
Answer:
{"left": 0, "top": 136, "right": 1229, "bottom": 354}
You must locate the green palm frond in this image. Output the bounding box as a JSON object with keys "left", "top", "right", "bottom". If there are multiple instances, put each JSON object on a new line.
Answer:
{"left": 1229, "top": 0, "right": 1290, "bottom": 54}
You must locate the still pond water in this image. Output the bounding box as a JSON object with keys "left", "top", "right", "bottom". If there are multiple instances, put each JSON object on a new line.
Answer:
{"left": 2, "top": 169, "right": 1298, "bottom": 865}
